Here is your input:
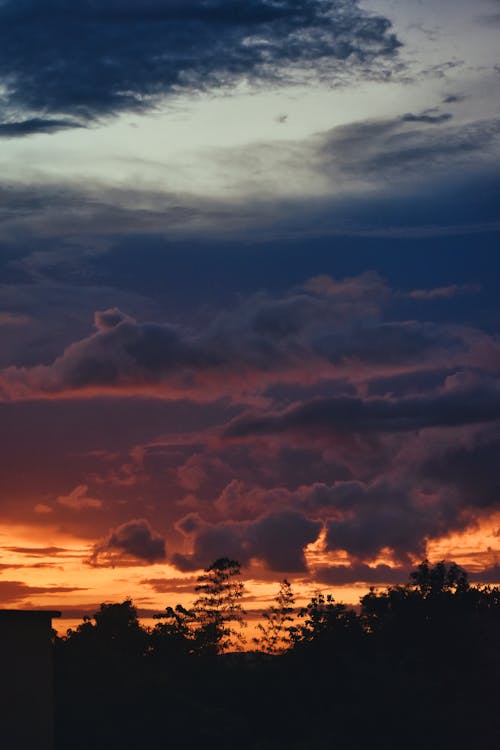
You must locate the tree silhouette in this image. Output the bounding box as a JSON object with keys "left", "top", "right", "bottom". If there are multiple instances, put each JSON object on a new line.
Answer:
{"left": 360, "top": 560, "right": 474, "bottom": 636}
{"left": 53, "top": 560, "right": 500, "bottom": 750}
{"left": 292, "top": 591, "right": 361, "bottom": 654}
{"left": 254, "top": 579, "right": 295, "bottom": 654}
{"left": 409, "top": 559, "right": 469, "bottom": 597}
{"left": 192, "top": 557, "right": 246, "bottom": 655}
{"left": 151, "top": 603, "right": 198, "bottom": 660}
{"left": 64, "top": 599, "right": 148, "bottom": 666}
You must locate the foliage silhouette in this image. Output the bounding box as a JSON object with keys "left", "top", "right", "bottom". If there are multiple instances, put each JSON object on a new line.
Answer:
{"left": 53, "top": 559, "right": 500, "bottom": 750}
{"left": 192, "top": 557, "right": 247, "bottom": 655}
{"left": 253, "top": 579, "right": 295, "bottom": 654}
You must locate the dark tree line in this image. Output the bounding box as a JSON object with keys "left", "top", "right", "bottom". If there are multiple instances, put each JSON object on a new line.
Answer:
{"left": 55, "top": 559, "right": 500, "bottom": 750}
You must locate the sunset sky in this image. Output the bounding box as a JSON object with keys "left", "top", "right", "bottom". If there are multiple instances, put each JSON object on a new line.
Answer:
{"left": 0, "top": 0, "right": 499, "bottom": 630}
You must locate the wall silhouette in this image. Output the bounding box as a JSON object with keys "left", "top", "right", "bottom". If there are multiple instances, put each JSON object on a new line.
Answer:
{"left": 0, "top": 610, "right": 60, "bottom": 750}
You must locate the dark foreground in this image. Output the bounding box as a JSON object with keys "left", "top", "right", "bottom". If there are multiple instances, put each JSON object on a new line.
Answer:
{"left": 55, "top": 562, "right": 500, "bottom": 750}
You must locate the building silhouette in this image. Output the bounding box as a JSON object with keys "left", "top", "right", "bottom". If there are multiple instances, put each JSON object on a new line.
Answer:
{"left": 0, "top": 609, "right": 60, "bottom": 750}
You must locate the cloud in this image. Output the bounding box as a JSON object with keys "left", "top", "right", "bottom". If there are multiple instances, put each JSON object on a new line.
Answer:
{"left": 0, "top": 267, "right": 497, "bottom": 574}
{"left": 140, "top": 576, "right": 198, "bottom": 594}
{"left": 4, "top": 546, "right": 71, "bottom": 557}
{"left": 0, "top": 312, "right": 31, "bottom": 327}
{"left": 34, "top": 503, "right": 53, "bottom": 514}
{"left": 313, "top": 562, "right": 410, "bottom": 585}
{"left": 442, "top": 95, "right": 464, "bottom": 104}
{"left": 0, "top": 0, "right": 400, "bottom": 130}
{"left": 315, "top": 115, "right": 500, "bottom": 183}
{"left": 0, "top": 580, "right": 86, "bottom": 605}
{"left": 173, "top": 510, "right": 321, "bottom": 572}
{"left": 422, "top": 430, "right": 500, "bottom": 511}
{"left": 0, "top": 272, "right": 394, "bottom": 400}
{"left": 406, "top": 284, "right": 480, "bottom": 300}
{"left": 469, "top": 565, "right": 500, "bottom": 583}
{"left": 56, "top": 484, "right": 103, "bottom": 511}
{"left": 324, "top": 486, "right": 458, "bottom": 563}
{"left": 1, "top": 111, "right": 499, "bottom": 247}
{"left": 401, "top": 112, "right": 453, "bottom": 125}
{"left": 90, "top": 518, "right": 167, "bottom": 565}
{"left": 0, "top": 117, "right": 83, "bottom": 138}
{"left": 2, "top": 272, "right": 495, "bottom": 402}
{"left": 225, "top": 380, "right": 500, "bottom": 440}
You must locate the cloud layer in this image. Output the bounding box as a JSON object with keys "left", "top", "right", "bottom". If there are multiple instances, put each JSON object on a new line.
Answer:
{"left": 0, "top": 272, "right": 493, "bottom": 580}
{"left": 2, "top": 272, "right": 497, "bottom": 403}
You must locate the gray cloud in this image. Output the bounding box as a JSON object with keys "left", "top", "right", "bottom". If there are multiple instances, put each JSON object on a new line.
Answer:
{"left": 317, "top": 116, "right": 500, "bottom": 180}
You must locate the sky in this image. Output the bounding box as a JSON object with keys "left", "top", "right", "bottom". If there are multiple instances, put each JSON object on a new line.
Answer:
{"left": 0, "top": 0, "right": 499, "bottom": 629}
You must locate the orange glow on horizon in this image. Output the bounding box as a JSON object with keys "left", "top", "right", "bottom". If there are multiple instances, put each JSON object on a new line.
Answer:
{"left": 1, "top": 514, "right": 500, "bottom": 637}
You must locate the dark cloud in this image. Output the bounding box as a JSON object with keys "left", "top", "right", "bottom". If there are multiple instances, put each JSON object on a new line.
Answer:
{"left": 225, "top": 381, "right": 500, "bottom": 439}
{"left": 442, "top": 94, "right": 464, "bottom": 104}
{"left": 422, "top": 431, "right": 500, "bottom": 510}
{"left": 469, "top": 566, "right": 500, "bottom": 583}
{"left": 140, "top": 576, "right": 198, "bottom": 594}
{"left": 0, "top": 0, "right": 400, "bottom": 131}
{"left": 296, "top": 479, "right": 464, "bottom": 562}
{"left": 90, "top": 518, "right": 167, "bottom": 565}
{"left": 401, "top": 112, "right": 453, "bottom": 125}
{"left": 0, "top": 580, "right": 87, "bottom": 604}
{"left": 0, "top": 272, "right": 396, "bottom": 399}
{"left": 314, "top": 562, "right": 410, "bottom": 586}
{"left": 4, "top": 546, "right": 71, "bottom": 557}
{"left": 2, "top": 272, "right": 494, "bottom": 402}
{"left": 314, "top": 561, "right": 500, "bottom": 586}
{"left": 0, "top": 117, "right": 83, "bottom": 138}
{"left": 247, "top": 511, "right": 322, "bottom": 571}
{"left": 365, "top": 369, "right": 454, "bottom": 399}
{"left": 324, "top": 488, "right": 457, "bottom": 563}
{"left": 173, "top": 510, "right": 321, "bottom": 572}
{"left": 0, "top": 264, "right": 498, "bottom": 578}
{"left": 314, "top": 320, "right": 460, "bottom": 366}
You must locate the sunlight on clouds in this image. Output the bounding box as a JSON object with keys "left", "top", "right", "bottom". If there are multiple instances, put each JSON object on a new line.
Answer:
{"left": 427, "top": 513, "right": 500, "bottom": 575}
{"left": 0, "top": 77, "right": 465, "bottom": 201}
